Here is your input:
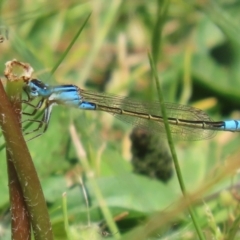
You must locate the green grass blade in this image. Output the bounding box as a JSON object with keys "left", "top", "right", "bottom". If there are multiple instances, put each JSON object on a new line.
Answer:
{"left": 50, "top": 13, "right": 91, "bottom": 77}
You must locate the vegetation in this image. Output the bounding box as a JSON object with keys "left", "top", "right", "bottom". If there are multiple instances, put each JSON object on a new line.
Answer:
{"left": 1, "top": 0, "right": 240, "bottom": 239}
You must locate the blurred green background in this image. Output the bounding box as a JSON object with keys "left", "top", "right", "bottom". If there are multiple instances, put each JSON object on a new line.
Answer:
{"left": 1, "top": 0, "right": 240, "bottom": 239}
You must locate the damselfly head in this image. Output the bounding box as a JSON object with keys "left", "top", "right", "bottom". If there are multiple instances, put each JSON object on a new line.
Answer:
{"left": 24, "top": 79, "right": 49, "bottom": 98}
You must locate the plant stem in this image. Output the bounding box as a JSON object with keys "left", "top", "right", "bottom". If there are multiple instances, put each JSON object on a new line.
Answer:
{"left": 0, "top": 80, "right": 53, "bottom": 240}
{"left": 6, "top": 80, "right": 31, "bottom": 239}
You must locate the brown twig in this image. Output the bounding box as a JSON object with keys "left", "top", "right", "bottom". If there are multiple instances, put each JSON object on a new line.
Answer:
{"left": 0, "top": 60, "right": 53, "bottom": 239}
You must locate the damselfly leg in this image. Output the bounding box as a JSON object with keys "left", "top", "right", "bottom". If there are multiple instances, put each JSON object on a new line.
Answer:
{"left": 21, "top": 98, "right": 44, "bottom": 116}
{"left": 21, "top": 94, "right": 52, "bottom": 140}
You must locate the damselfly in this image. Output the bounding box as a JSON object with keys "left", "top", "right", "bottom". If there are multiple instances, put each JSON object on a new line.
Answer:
{"left": 22, "top": 79, "right": 240, "bottom": 140}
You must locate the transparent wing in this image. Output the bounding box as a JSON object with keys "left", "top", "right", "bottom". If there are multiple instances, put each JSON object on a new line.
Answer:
{"left": 80, "top": 89, "right": 216, "bottom": 141}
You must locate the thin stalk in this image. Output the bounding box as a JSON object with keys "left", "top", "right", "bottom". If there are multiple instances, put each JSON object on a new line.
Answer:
{"left": 149, "top": 0, "right": 204, "bottom": 238}
{"left": 69, "top": 125, "right": 121, "bottom": 239}
{"left": 62, "top": 192, "right": 72, "bottom": 240}
{"left": 151, "top": 0, "right": 169, "bottom": 64}
{"left": 149, "top": 54, "right": 205, "bottom": 240}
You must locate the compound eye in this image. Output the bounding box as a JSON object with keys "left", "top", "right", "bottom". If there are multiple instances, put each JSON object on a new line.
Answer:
{"left": 31, "top": 86, "right": 37, "bottom": 92}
